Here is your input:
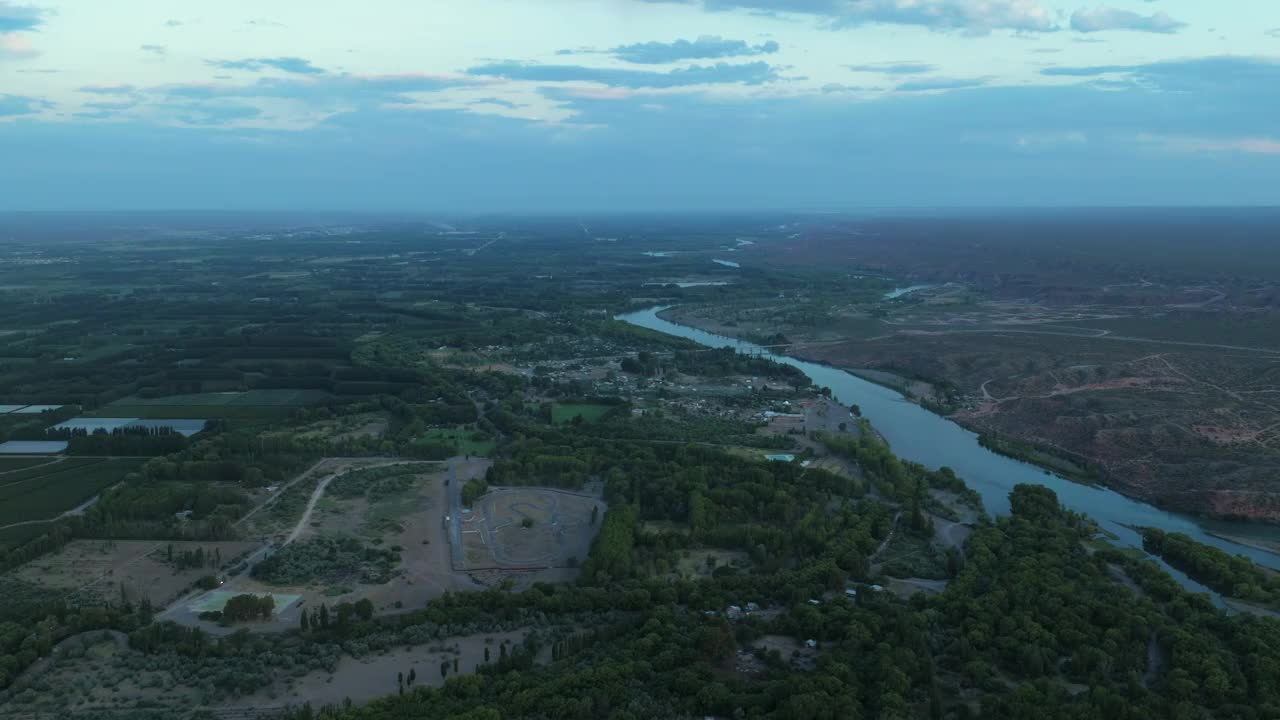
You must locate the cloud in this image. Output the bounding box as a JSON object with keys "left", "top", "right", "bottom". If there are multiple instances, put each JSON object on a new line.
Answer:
{"left": 0, "top": 93, "right": 48, "bottom": 116}
{"left": 141, "top": 44, "right": 167, "bottom": 56}
{"left": 1040, "top": 57, "right": 1280, "bottom": 93}
{"left": 1266, "top": 28, "right": 1280, "bottom": 38}
{"left": 465, "top": 60, "right": 779, "bottom": 88}
{"left": 78, "top": 84, "right": 137, "bottom": 94}
{"left": 470, "top": 97, "right": 523, "bottom": 109}
{"left": 896, "top": 76, "right": 990, "bottom": 91}
{"left": 173, "top": 103, "right": 264, "bottom": 126}
{"left": 0, "top": 30, "right": 37, "bottom": 60}
{"left": 0, "top": 1, "right": 44, "bottom": 32}
{"left": 1139, "top": 134, "right": 1280, "bottom": 155}
{"left": 5, "top": 65, "right": 1280, "bottom": 212}
{"left": 1070, "top": 7, "right": 1186, "bottom": 34}
{"left": 244, "top": 19, "right": 287, "bottom": 29}
{"left": 208, "top": 56, "right": 326, "bottom": 75}
{"left": 584, "top": 36, "right": 780, "bottom": 64}
{"left": 164, "top": 19, "right": 182, "bottom": 28}
{"left": 846, "top": 62, "right": 937, "bottom": 75}
{"left": 644, "top": 0, "right": 1058, "bottom": 34}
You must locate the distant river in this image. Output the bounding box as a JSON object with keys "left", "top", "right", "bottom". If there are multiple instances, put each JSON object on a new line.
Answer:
{"left": 619, "top": 306, "right": 1280, "bottom": 604}
{"left": 883, "top": 284, "right": 935, "bottom": 299}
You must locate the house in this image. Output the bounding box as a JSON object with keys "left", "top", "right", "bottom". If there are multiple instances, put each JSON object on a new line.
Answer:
{"left": 805, "top": 639, "right": 818, "bottom": 649}
{"left": 845, "top": 589, "right": 858, "bottom": 598}
{"left": 745, "top": 602, "right": 760, "bottom": 613}
{"left": 807, "top": 599, "right": 821, "bottom": 606}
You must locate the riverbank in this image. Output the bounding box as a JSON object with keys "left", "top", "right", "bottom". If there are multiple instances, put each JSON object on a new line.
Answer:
{"left": 650, "top": 306, "right": 1266, "bottom": 527}
{"left": 624, "top": 305, "right": 1280, "bottom": 582}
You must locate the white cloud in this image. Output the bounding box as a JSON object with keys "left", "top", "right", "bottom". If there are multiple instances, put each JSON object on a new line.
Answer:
{"left": 1071, "top": 7, "right": 1187, "bottom": 34}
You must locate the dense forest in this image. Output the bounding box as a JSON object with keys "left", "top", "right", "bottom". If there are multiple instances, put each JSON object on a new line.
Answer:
{"left": 1141, "top": 528, "right": 1280, "bottom": 610}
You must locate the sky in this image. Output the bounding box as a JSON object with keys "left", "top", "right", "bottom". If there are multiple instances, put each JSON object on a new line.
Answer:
{"left": 1, "top": 0, "right": 1278, "bottom": 211}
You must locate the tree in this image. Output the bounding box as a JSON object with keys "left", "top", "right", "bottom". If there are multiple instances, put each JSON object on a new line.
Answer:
{"left": 354, "top": 598, "right": 374, "bottom": 621}
{"left": 441, "top": 661, "right": 449, "bottom": 680}
{"left": 484, "top": 647, "right": 490, "bottom": 663}
{"left": 407, "top": 667, "right": 416, "bottom": 686}
{"left": 319, "top": 603, "right": 330, "bottom": 629}
{"left": 300, "top": 611, "right": 310, "bottom": 632}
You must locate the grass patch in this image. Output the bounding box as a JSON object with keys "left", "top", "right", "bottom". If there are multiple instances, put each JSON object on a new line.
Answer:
{"left": 551, "top": 403, "right": 615, "bottom": 425}
{"left": 0, "top": 523, "right": 51, "bottom": 551}
{"left": 418, "top": 427, "right": 496, "bottom": 456}
{"left": 0, "top": 457, "right": 55, "bottom": 473}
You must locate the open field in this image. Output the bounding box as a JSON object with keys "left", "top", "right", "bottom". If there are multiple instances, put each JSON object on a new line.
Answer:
{"left": 0, "top": 458, "right": 142, "bottom": 527}
{"left": 460, "top": 487, "right": 605, "bottom": 570}
{"left": 229, "top": 630, "right": 540, "bottom": 710}
{"left": 166, "top": 459, "right": 490, "bottom": 635}
{"left": 102, "top": 389, "right": 334, "bottom": 406}
{"left": 7, "top": 539, "right": 260, "bottom": 606}
{"left": 0, "top": 457, "right": 57, "bottom": 472}
{"left": 417, "top": 427, "right": 496, "bottom": 456}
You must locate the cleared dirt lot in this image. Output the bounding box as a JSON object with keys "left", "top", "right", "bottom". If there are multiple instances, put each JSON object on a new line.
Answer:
{"left": 163, "top": 459, "right": 494, "bottom": 636}
{"left": 8, "top": 539, "right": 259, "bottom": 606}
{"left": 460, "top": 488, "right": 605, "bottom": 570}
{"left": 230, "top": 629, "right": 541, "bottom": 709}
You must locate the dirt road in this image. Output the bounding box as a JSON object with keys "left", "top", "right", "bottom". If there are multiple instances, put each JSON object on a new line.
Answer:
{"left": 285, "top": 472, "right": 335, "bottom": 546}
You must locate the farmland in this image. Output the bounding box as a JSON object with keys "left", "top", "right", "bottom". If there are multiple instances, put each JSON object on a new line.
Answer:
{"left": 0, "top": 458, "right": 141, "bottom": 527}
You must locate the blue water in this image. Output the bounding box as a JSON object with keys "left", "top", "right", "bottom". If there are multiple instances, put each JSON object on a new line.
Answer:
{"left": 620, "top": 306, "right": 1280, "bottom": 606}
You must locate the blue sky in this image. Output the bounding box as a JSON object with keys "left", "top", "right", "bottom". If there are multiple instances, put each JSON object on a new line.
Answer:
{"left": 1, "top": 0, "right": 1278, "bottom": 211}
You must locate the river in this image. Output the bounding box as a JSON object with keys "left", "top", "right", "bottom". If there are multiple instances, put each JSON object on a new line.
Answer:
{"left": 619, "top": 306, "right": 1280, "bottom": 605}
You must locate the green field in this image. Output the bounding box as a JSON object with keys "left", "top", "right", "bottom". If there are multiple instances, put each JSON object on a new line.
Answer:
{"left": 418, "top": 427, "right": 497, "bottom": 456}
{"left": 551, "top": 403, "right": 616, "bottom": 425}
{"left": 105, "top": 389, "right": 333, "bottom": 406}
{"left": 0, "top": 457, "right": 55, "bottom": 474}
{"left": 85, "top": 405, "right": 293, "bottom": 420}
{"left": 84, "top": 389, "right": 332, "bottom": 420}
{"left": 0, "top": 458, "right": 143, "bottom": 526}
{"left": 0, "top": 523, "right": 50, "bottom": 551}
{"left": 190, "top": 591, "right": 302, "bottom": 613}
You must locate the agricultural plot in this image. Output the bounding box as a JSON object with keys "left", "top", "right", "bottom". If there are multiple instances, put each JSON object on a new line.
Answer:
{"left": 0, "top": 458, "right": 142, "bottom": 526}
{"left": 0, "top": 456, "right": 58, "bottom": 471}
{"left": 551, "top": 403, "right": 615, "bottom": 425}
{"left": 417, "top": 427, "right": 496, "bottom": 456}
{"left": 0, "top": 440, "right": 68, "bottom": 454}
{"left": 105, "top": 389, "right": 333, "bottom": 406}
{"left": 459, "top": 488, "right": 605, "bottom": 569}
{"left": 84, "top": 390, "right": 331, "bottom": 420}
